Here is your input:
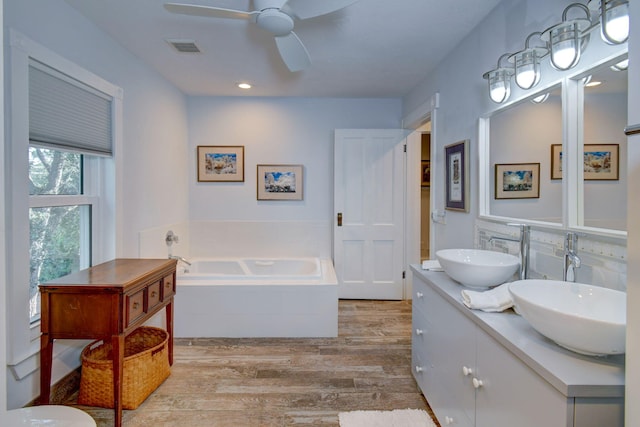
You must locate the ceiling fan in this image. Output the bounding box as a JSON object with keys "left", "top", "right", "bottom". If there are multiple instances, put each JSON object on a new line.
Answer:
{"left": 164, "top": 0, "right": 359, "bottom": 72}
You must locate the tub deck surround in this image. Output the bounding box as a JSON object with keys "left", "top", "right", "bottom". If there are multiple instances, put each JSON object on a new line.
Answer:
{"left": 174, "top": 258, "right": 338, "bottom": 338}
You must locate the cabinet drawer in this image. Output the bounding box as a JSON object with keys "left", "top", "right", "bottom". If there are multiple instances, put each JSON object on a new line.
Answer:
{"left": 148, "top": 281, "right": 161, "bottom": 309}
{"left": 162, "top": 273, "right": 175, "bottom": 299}
{"left": 126, "top": 289, "right": 145, "bottom": 327}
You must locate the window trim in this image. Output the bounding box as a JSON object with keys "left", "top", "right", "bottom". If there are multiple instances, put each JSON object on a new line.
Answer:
{"left": 6, "top": 30, "right": 123, "bottom": 374}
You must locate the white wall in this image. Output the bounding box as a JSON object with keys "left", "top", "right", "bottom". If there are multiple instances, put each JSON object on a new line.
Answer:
{"left": 5, "top": 0, "right": 190, "bottom": 257}
{"left": 403, "top": 0, "right": 597, "bottom": 250}
{"left": 4, "top": 0, "right": 190, "bottom": 408}
{"left": 187, "top": 96, "right": 402, "bottom": 222}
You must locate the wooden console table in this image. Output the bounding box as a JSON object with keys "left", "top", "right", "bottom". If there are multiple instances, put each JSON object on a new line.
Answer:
{"left": 39, "top": 258, "right": 177, "bottom": 427}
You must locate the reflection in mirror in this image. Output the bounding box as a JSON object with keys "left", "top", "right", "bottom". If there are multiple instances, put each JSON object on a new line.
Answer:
{"left": 489, "top": 86, "right": 563, "bottom": 224}
{"left": 579, "top": 58, "right": 627, "bottom": 231}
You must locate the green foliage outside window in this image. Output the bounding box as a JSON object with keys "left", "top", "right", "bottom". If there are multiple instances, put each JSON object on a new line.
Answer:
{"left": 28, "top": 147, "right": 85, "bottom": 321}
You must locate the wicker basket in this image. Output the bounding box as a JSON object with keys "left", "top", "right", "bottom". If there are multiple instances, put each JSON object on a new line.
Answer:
{"left": 78, "top": 326, "right": 170, "bottom": 409}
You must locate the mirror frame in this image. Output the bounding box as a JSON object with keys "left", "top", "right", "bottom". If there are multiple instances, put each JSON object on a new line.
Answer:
{"left": 479, "top": 37, "right": 627, "bottom": 239}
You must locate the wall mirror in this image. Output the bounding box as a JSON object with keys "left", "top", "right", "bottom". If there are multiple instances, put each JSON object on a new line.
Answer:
{"left": 572, "top": 56, "right": 628, "bottom": 233}
{"left": 487, "top": 86, "right": 563, "bottom": 225}
{"left": 480, "top": 48, "right": 628, "bottom": 238}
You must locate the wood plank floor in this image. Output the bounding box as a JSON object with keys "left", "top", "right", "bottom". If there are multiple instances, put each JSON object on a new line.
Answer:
{"left": 66, "top": 300, "right": 439, "bottom": 426}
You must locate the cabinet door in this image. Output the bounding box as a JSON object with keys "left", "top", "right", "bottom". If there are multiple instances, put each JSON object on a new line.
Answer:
{"left": 415, "top": 279, "right": 475, "bottom": 427}
{"left": 474, "top": 329, "right": 572, "bottom": 427}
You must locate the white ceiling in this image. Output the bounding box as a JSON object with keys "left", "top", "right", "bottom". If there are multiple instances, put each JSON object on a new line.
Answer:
{"left": 63, "top": 0, "right": 502, "bottom": 97}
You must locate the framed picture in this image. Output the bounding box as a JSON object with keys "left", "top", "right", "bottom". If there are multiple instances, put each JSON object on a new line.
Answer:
{"left": 445, "top": 140, "right": 469, "bottom": 211}
{"left": 495, "top": 163, "right": 540, "bottom": 199}
{"left": 421, "top": 161, "right": 431, "bottom": 187}
{"left": 551, "top": 144, "right": 619, "bottom": 180}
{"left": 257, "top": 164, "right": 304, "bottom": 200}
{"left": 197, "top": 145, "right": 244, "bottom": 182}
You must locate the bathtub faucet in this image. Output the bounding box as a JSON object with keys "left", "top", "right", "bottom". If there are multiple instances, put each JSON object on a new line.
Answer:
{"left": 169, "top": 255, "right": 191, "bottom": 266}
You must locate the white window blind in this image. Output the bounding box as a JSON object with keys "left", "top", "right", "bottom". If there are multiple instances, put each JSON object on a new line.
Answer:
{"left": 29, "top": 60, "right": 113, "bottom": 156}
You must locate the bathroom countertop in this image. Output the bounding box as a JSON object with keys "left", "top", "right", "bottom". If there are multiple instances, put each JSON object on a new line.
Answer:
{"left": 410, "top": 265, "right": 625, "bottom": 398}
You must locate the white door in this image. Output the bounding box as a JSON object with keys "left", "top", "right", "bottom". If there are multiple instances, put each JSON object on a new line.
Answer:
{"left": 334, "top": 129, "right": 405, "bottom": 299}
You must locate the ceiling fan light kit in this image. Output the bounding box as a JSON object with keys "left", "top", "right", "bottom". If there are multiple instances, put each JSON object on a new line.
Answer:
{"left": 164, "top": 0, "right": 360, "bottom": 72}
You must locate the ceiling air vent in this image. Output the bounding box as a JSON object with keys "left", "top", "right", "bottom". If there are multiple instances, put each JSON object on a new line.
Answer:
{"left": 166, "top": 39, "right": 201, "bottom": 53}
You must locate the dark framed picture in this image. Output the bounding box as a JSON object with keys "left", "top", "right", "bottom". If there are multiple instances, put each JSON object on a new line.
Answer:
{"left": 495, "top": 163, "right": 540, "bottom": 199}
{"left": 257, "top": 164, "right": 304, "bottom": 200}
{"left": 445, "top": 140, "right": 469, "bottom": 211}
{"left": 551, "top": 143, "right": 619, "bottom": 180}
{"left": 421, "top": 161, "right": 431, "bottom": 187}
{"left": 197, "top": 145, "right": 244, "bottom": 182}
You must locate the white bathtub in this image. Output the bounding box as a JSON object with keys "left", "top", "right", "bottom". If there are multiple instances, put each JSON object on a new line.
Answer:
{"left": 174, "top": 258, "right": 338, "bottom": 338}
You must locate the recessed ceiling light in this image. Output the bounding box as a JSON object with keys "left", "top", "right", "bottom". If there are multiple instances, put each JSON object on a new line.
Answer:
{"left": 237, "top": 82, "right": 252, "bottom": 89}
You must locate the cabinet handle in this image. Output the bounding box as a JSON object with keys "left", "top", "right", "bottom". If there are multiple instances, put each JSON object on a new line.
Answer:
{"left": 462, "top": 366, "right": 473, "bottom": 376}
{"left": 416, "top": 291, "right": 424, "bottom": 298}
{"left": 472, "top": 378, "right": 484, "bottom": 389}
{"left": 445, "top": 416, "right": 455, "bottom": 425}
{"left": 415, "top": 366, "right": 424, "bottom": 373}
{"left": 415, "top": 328, "right": 424, "bottom": 336}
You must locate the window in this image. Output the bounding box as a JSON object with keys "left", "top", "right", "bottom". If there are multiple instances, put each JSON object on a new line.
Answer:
{"left": 7, "top": 31, "right": 121, "bottom": 370}
{"left": 28, "top": 147, "right": 91, "bottom": 322}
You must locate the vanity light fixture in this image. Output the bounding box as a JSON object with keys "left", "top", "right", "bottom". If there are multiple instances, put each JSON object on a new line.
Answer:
{"left": 541, "top": 3, "right": 592, "bottom": 71}
{"left": 610, "top": 58, "right": 628, "bottom": 71}
{"left": 483, "top": 53, "right": 514, "bottom": 104}
{"left": 598, "top": 0, "right": 629, "bottom": 44}
{"left": 508, "top": 32, "right": 548, "bottom": 90}
{"left": 531, "top": 93, "right": 550, "bottom": 104}
{"left": 481, "top": 1, "right": 627, "bottom": 104}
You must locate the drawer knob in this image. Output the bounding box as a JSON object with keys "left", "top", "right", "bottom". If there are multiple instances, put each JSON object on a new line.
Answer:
{"left": 445, "top": 416, "right": 455, "bottom": 425}
{"left": 472, "top": 378, "right": 484, "bottom": 389}
{"left": 415, "top": 366, "right": 424, "bottom": 373}
{"left": 462, "top": 366, "right": 473, "bottom": 376}
{"left": 151, "top": 291, "right": 158, "bottom": 298}
{"left": 415, "top": 328, "right": 424, "bottom": 335}
{"left": 416, "top": 291, "right": 424, "bottom": 298}
{"left": 132, "top": 302, "right": 140, "bottom": 310}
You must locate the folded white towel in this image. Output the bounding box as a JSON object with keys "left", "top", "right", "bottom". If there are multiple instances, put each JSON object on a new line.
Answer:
{"left": 461, "top": 283, "right": 513, "bottom": 312}
{"left": 421, "top": 260, "right": 444, "bottom": 271}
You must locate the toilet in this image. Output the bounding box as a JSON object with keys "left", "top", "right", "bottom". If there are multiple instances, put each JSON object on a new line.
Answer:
{"left": 5, "top": 405, "right": 96, "bottom": 426}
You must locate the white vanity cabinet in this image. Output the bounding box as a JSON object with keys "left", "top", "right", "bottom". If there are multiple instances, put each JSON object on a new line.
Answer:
{"left": 411, "top": 266, "right": 624, "bottom": 427}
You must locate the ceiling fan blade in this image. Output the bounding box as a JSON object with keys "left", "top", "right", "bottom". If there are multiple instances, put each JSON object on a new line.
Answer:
{"left": 164, "top": 3, "right": 257, "bottom": 20}
{"left": 283, "top": 0, "right": 359, "bottom": 20}
{"left": 275, "top": 32, "right": 311, "bottom": 72}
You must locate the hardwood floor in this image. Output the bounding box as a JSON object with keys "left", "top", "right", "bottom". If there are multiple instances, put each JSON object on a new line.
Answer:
{"left": 67, "top": 300, "right": 438, "bottom": 426}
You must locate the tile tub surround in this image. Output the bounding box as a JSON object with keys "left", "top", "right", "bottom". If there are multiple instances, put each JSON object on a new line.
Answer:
{"left": 475, "top": 219, "right": 627, "bottom": 292}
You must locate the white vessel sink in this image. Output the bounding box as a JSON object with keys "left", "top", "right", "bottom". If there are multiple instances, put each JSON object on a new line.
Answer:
{"left": 509, "top": 280, "right": 626, "bottom": 356}
{"left": 435, "top": 249, "right": 520, "bottom": 289}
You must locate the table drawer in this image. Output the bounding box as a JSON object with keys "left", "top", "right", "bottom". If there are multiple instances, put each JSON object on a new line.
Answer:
{"left": 126, "top": 289, "right": 145, "bottom": 327}
{"left": 148, "top": 281, "right": 161, "bottom": 309}
{"left": 162, "top": 273, "right": 175, "bottom": 299}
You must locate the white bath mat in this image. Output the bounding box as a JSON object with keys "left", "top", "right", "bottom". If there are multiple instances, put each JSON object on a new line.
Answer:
{"left": 338, "top": 408, "right": 436, "bottom": 427}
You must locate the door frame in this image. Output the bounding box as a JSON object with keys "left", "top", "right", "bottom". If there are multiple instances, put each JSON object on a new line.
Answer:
{"left": 402, "top": 93, "right": 439, "bottom": 299}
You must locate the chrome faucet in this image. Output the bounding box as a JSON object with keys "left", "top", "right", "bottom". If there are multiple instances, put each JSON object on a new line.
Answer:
{"left": 169, "top": 255, "right": 191, "bottom": 266}
{"left": 488, "top": 223, "right": 530, "bottom": 280}
{"left": 563, "top": 232, "right": 581, "bottom": 282}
